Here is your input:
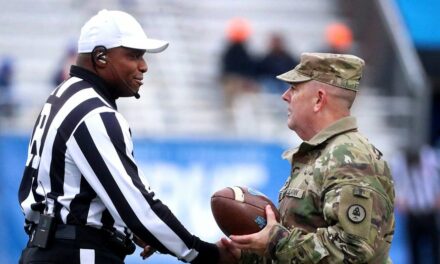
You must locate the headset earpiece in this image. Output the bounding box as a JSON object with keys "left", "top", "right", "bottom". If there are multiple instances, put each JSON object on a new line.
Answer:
{"left": 92, "top": 46, "right": 108, "bottom": 65}
{"left": 96, "top": 52, "right": 107, "bottom": 64}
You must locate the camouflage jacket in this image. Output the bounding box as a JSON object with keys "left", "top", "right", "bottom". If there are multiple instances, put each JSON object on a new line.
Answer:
{"left": 241, "top": 117, "right": 395, "bottom": 264}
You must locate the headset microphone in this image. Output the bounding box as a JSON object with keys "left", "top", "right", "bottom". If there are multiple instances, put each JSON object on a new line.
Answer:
{"left": 133, "top": 90, "right": 141, "bottom": 99}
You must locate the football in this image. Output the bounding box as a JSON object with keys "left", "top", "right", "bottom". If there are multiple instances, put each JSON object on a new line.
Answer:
{"left": 211, "top": 186, "right": 280, "bottom": 236}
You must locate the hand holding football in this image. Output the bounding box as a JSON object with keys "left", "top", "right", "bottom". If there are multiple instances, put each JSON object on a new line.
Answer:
{"left": 211, "top": 186, "right": 280, "bottom": 236}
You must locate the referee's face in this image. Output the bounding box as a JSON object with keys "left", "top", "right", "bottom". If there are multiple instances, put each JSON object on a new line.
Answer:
{"left": 104, "top": 47, "right": 148, "bottom": 98}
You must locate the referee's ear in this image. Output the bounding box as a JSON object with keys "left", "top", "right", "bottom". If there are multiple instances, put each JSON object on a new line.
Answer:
{"left": 91, "top": 46, "right": 108, "bottom": 69}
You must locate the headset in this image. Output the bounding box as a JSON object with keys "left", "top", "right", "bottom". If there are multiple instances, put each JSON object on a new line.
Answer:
{"left": 91, "top": 46, "right": 108, "bottom": 64}
{"left": 97, "top": 53, "right": 107, "bottom": 64}
{"left": 91, "top": 46, "right": 140, "bottom": 99}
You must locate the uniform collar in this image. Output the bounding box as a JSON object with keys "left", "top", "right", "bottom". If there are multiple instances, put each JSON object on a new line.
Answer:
{"left": 70, "top": 65, "right": 117, "bottom": 109}
{"left": 282, "top": 116, "right": 358, "bottom": 160}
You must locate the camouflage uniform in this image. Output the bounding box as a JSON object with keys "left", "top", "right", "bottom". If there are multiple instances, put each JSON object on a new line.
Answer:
{"left": 241, "top": 53, "right": 395, "bottom": 264}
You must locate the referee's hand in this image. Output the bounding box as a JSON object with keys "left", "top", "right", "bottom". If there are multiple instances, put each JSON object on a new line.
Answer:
{"left": 140, "top": 245, "right": 156, "bottom": 260}
{"left": 133, "top": 234, "right": 156, "bottom": 260}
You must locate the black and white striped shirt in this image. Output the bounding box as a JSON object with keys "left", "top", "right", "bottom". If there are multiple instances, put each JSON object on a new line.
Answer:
{"left": 18, "top": 66, "right": 217, "bottom": 263}
{"left": 391, "top": 146, "right": 440, "bottom": 213}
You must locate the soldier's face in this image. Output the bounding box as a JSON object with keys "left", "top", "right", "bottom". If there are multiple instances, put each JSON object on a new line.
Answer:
{"left": 282, "top": 82, "right": 314, "bottom": 136}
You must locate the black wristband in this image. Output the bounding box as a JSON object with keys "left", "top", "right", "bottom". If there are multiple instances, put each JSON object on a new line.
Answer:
{"left": 190, "top": 239, "right": 219, "bottom": 264}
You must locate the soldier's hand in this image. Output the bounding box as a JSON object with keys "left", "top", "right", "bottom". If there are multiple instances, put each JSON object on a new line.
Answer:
{"left": 229, "top": 205, "right": 278, "bottom": 257}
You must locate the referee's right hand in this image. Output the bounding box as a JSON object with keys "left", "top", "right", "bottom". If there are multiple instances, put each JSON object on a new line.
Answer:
{"left": 133, "top": 235, "right": 156, "bottom": 260}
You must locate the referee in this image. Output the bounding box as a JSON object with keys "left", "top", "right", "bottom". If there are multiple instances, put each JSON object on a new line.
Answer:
{"left": 18, "top": 10, "right": 234, "bottom": 264}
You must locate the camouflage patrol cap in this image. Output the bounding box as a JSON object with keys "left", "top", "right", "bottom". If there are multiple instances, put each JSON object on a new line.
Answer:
{"left": 276, "top": 53, "right": 365, "bottom": 91}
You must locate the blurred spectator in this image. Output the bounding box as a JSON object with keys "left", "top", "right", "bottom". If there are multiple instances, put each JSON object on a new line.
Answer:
{"left": 119, "top": 0, "right": 138, "bottom": 9}
{"left": 0, "top": 56, "right": 15, "bottom": 117}
{"left": 220, "top": 17, "right": 258, "bottom": 110}
{"left": 391, "top": 145, "right": 440, "bottom": 264}
{"left": 52, "top": 44, "right": 77, "bottom": 86}
{"left": 257, "top": 33, "right": 298, "bottom": 94}
{"left": 324, "top": 22, "right": 354, "bottom": 54}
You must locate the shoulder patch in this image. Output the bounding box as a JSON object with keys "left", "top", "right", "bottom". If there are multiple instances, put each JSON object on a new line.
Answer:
{"left": 347, "top": 204, "right": 366, "bottom": 223}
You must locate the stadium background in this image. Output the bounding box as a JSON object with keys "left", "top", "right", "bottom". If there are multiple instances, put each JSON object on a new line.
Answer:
{"left": 1, "top": 0, "right": 439, "bottom": 263}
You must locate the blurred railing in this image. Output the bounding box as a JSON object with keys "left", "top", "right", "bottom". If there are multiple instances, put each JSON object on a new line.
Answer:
{"left": 377, "top": 0, "right": 431, "bottom": 150}
{"left": 339, "top": 0, "right": 431, "bottom": 150}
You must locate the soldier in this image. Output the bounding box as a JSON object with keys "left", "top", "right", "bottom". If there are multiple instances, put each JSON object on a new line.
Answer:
{"left": 223, "top": 53, "right": 395, "bottom": 263}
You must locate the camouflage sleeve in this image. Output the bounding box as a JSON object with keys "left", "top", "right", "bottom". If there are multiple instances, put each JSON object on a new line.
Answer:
{"left": 267, "top": 224, "right": 330, "bottom": 263}
{"left": 267, "top": 143, "right": 394, "bottom": 263}
{"left": 239, "top": 251, "right": 265, "bottom": 264}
